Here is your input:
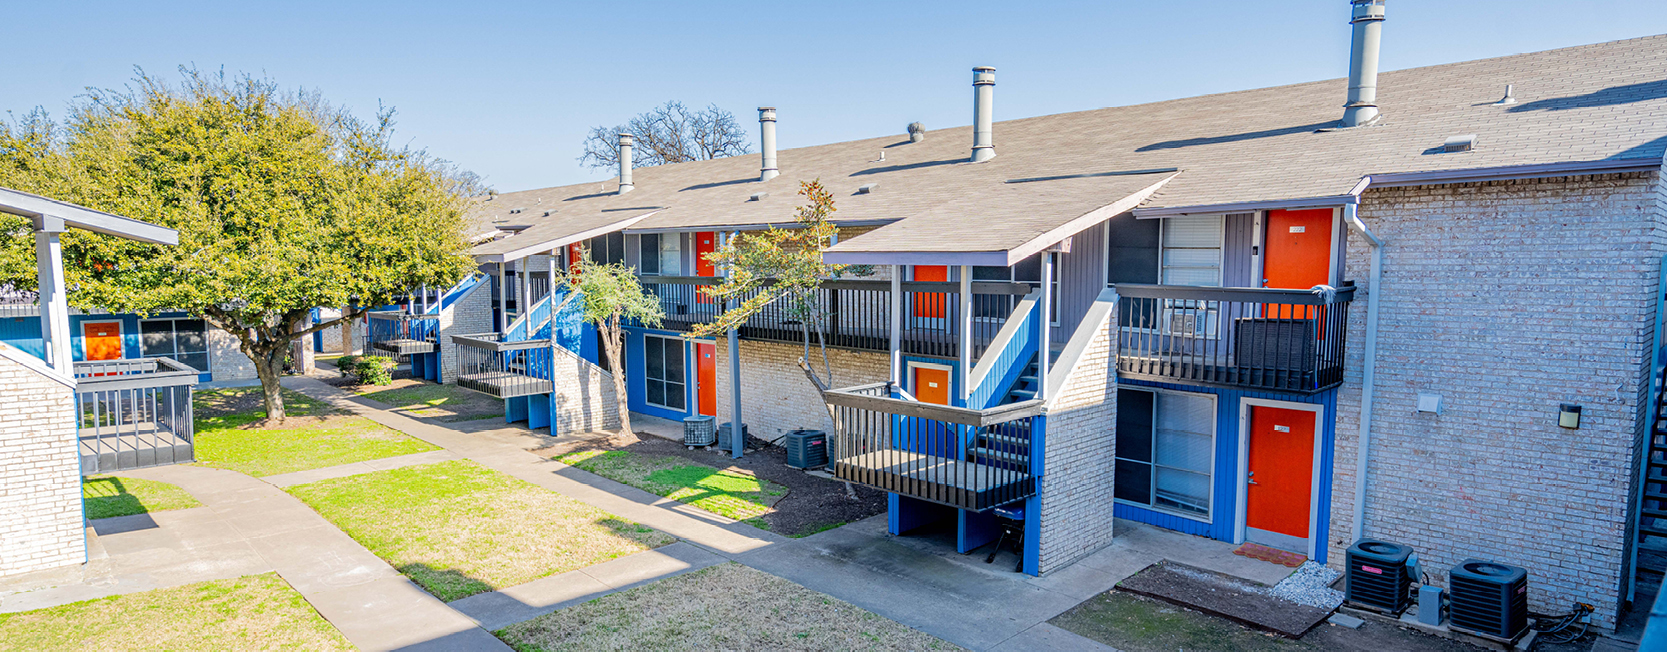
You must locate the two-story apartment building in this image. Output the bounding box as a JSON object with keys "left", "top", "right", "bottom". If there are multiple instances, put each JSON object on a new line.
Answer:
{"left": 424, "top": 13, "right": 1666, "bottom": 630}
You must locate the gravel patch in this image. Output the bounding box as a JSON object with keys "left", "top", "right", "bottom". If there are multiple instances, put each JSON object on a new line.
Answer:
{"left": 1269, "top": 561, "right": 1344, "bottom": 610}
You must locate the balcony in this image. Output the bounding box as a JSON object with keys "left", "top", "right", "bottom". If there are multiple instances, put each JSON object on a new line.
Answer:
{"left": 450, "top": 333, "right": 553, "bottom": 399}
{"left": 640, "top": 276, "right": 1032, "bottom": 359}
{"left": 74, "top": 358, "right": 199, "bottom": 475}
{"left": 1115, "top": 283, "right": 1355, "bottom": 393}
{"left": 822, "top": 382, "right": 1044, "bottom": 511}
{"left": 368, "top": 311, "right": 438, "bottom": 356}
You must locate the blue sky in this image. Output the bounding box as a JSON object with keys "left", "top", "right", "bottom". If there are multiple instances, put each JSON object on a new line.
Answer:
{"left": 5, "top": 1, "right": 1664, "bottom": 192}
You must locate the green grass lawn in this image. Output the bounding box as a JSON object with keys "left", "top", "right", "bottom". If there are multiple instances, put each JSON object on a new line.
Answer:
{"left": 193, "top": 387, "right": 438, "bottom": 477}
{"left": 358, "top": 381, "right": 505, "bottom": 422}
{"left": 495, "top": 563, "right": 959, "bottom": 651}
{"left": 556, "top": 450, "right": 786, "bottom": 530}
{"left": 82, "top": 475, "right": 201, "bottom": 520}
{"left": 0, "top": 573, "right": 352, "bottom": 651}
{"left": 286, "top": 459, "right": 675, "bottom": 601}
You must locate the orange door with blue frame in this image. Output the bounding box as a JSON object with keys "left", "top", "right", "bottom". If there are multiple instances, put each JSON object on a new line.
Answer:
{"left": 1245, "top": 405, "right": 1316, "bottom": 554}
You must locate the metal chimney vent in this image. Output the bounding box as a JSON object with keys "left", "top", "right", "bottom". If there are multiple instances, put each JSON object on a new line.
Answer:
{"left": 971, "top": 67, "right": 996, "bottom": 162}
{"left": 907, "top": 122, "right": 925, "bottom": 143}
{"left": 749, "top": 191, "right": 768, "bottom": 202}
{"left": 1494, "top": 85, "right": 1517, "bottom": 105}
{"left": 1341, "top": 0, "right": 1387, "bottom": 127}
{"left": 1441, "top": 134, "right": 1477, "bottom": 153}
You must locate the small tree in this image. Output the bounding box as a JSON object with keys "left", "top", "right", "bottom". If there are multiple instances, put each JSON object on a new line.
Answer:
{"left": 0, "top": 69, "right": 478, "bottom": 423}
{"left": 562, "top": 252, "right": 664, "bottom": 440}
{"left": 690, "top": 180, "right": 861, "bottom": 388}
{"left": 578, "top": 101, "right": 751, "bottom": 170}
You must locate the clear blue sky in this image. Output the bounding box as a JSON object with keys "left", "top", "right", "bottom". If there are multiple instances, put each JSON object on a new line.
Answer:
{"left": 6, "top": 1, "right": 1664, "bottom": 192}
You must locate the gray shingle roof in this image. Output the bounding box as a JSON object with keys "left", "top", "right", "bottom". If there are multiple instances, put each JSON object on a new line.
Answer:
{"left": 472, "top": 34, "right": 1667, "bottom": 262}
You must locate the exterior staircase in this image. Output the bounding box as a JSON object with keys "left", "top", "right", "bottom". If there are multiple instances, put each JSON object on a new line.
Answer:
{"left": 970, "top": 349, "right": 1059, "bottom": 470}
{"left": 1640, "top": 364, "right": 1667, "bottom": 544}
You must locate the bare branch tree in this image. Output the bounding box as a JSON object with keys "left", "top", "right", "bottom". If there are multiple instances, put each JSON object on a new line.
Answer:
{"left": 578, "top": 101, "right": 751, "bottom": 170}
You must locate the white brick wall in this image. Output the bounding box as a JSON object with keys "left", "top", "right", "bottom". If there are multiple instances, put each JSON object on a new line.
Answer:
{"left": 207, "top": 327, "right": 256, "bottom": 381}
{"left": 711, "top": 339, "right": 889, "bottom": 439}
{"left": 0, "top": 349, "right": 84, "bottom": 578}
{"left": 1329, "top": 171, "right": 1665, "bottom": 629}
{"left": 439, "top": 281, "right": 493, "bottom": 385}
{"left": 1038, "top": 298, "right": 1118, "bottom": 573}
{"left": 552, "top": 344, "right": 621, "bottom": 433}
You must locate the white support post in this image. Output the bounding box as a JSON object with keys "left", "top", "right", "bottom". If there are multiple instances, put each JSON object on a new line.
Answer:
{"left": 959, "top": 265, "right": 972, "bottom": 405}
{"left": 724, "top": 231, "right": 744, "bottom": 459}
{"left": 421, "top": 284, "right": 430, "bottom": 314}
{"left": 34, "top": 216, "right": 72, "bottom": 375}
{"left": 1037, "top": 253, "right": 1053, "bottom": 402}
{"left": 890, "top": 265, "right": 903, "bottom": 389}
{"left": 519, "top": 259, "right": 531, "bottom": 315}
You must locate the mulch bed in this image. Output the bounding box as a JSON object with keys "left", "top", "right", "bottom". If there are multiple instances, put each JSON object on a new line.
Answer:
{"left": 546, "top": 434, "right": 887, "bottom": 537}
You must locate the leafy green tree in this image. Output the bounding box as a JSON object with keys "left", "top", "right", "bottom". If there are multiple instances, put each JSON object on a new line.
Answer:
{"left": 0, "top": 69, "right": 479, "bottom": 422}
{"left": 690, "top": 180, "right": 862, "bottom": 387}
{"left": 562, "top": 252, "right": 665, "bottom": 439}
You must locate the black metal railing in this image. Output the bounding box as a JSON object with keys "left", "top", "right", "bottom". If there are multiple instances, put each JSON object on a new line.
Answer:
{"left": 74, "top": 358, "right": 199, "bottom": 475}
{"left": 368, "top": 311, "right": 438, "bottom": 357}
{"left": 1115, "top": 283, "right": 1355, "bottom": 393}
{"left": 822, "top": 381, "right": 1043, "bottom": 511}
{"left": 451, "top": 333, "right": 553, "bottom": 399}
{"left": 641, "top": 276, "right": 1031, "bottom": 359}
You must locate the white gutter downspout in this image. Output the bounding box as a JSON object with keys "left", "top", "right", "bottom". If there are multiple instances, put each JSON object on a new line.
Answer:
{"left": 1344, "top": 197, "right": 1384, "bottom": 543}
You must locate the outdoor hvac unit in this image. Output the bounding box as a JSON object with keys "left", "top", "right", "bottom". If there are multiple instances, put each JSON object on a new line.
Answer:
{"left": 1344, "top": 539, "right": 1415, "bottom": 614}
{"left": 683, "top": 415, "right": 716, "bottom": 448}
{"left": 1448, "top": 560, "right": 1529, "bottom": 641}
{"left": 717, "top": 423, "right": 751, "bottom": 451}
{"left": 784, "top": 429, "right": 828, "bottom": 469}
{"left": 1234, "top": 317, "right": 1317, "bottom": 372}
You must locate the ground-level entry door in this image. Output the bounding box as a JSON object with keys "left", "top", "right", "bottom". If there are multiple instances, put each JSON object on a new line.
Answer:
{"left": 1244, "top": 404, "right": 1317, "bottom": 555}
{"left": 912, "top": 365, "right": 950, "bottom": 406}
{"left": 83, "top": 322, "right": 123, "bottom": 361}
{"left": 696, "top": 342, "right": 716, "bottom": 416}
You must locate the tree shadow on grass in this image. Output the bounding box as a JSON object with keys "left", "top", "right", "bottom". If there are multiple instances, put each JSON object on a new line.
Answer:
{"left": 397, "top": 563, "right": 496, "bottom": 603}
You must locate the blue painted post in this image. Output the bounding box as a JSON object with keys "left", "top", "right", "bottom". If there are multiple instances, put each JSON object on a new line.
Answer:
{"left": 1022, "top": 415, "right": 1047, "bottom": 576}
{"left": 506, "top": 396, "right": 528, "bottom": 424}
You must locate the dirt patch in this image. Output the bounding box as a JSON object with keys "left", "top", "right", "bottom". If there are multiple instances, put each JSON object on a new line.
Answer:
{"left": 544, "top": 434, "right": 885, "bottom": 538}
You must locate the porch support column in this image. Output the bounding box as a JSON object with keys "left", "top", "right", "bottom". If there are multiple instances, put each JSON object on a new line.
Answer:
{"left": 958, "top": 265, "right": 972, "bottom": 405}
{"left": 1037, "top": 252, "right": 1053, "bottom": 402}
{"left": 889, "top": 265, "right": 903, "bottom": 388}
{"left": 548, "top": 251, "right": 560, "bottom": 432}
{"left": 33, "top": 216, "right": 71, "bottom": 374}
{"left": 497, "top": 262, "right": 508, "bottom": 333}
{"left": 518, "top": 259, "right": 531, "bottom": 315}
{"left": 725, "top": 231, "right": 744, "bottom": 459}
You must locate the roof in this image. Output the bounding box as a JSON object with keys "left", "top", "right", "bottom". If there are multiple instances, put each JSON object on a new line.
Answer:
{"left": 473, "top": 34, "right": 1667, "bottom": 264}
{"left": 0, "top": 187, "right": 178, "bottom": 245}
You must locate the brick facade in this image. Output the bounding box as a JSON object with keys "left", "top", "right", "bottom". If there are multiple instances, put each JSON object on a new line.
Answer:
{"left": 439, "top": 281, "right": 493, "bottom": 385}
{"left": 0, "top": 345, "right": 84, "bottom": 578}
{"left": 552, "top": 344, "right": 621, "bottom": 433}
{"left": 1037, "top": 294, "right": 1119, "bottom": 573}
{"left": 207, "top": 327, "right": 257, "bottom": 381}
{"left": 1329, "top": 171, "right": 1665, "bottom": 628}
{"left": 711, "top": 339, "right": 889, "bottom": 440}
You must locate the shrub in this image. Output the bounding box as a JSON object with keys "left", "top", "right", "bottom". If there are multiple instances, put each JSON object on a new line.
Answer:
{"left": 352, "top": 356, "right": 394, "bottom": 386}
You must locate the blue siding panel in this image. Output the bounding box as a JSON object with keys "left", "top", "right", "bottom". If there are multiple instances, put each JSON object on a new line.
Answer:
{"left": 1119, "top": 378, "right": 1339, "bottom": 564}
{"left": 622, "top": 326, "right": 696, "bottom": 422}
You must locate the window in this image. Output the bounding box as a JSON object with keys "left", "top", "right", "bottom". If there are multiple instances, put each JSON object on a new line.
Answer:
{"left": 140, "top": 318, "right": 209, "bottom": 373}
{"left": 638, "top": 234, "right": 661, "bottom": 275}
{"left": 643, "top": 335, "right": 686, "bottom": 411}
{"left": 1115, "top": 388, "right": 1215, "bottom": 519}
{"left": 1160, "top": 215, "right": 1223, "bottom": 287}
{"left": 588, "top": 232, "right": 626, "bottom": 265}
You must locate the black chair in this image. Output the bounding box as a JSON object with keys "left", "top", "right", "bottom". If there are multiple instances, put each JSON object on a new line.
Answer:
{"left": 985, "top": 503, "right": 1026, "bottom": 572}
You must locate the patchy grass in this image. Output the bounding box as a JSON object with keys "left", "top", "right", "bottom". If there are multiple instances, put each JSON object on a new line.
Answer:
{"left": 496, "top": 563, "right": 958, "bottom": 651}
{"left": 193, "top": 387, "right": 438, "bottom": 477}
{"left": 1049, "top": 591, "right": 1305, "bottom": 652}
{"left": 357, "top": 380, "right": 505, "bottom": 422}
{"left": 556, "top": 450, "right": 786, "bottom": 528}
{"left": 82, "top": 475, "right": 201, "bottom": 520}
{"left": 286, "top": 459, "right": 674, "bottom": 602}
{"left": 0, "top": 573, "right": 352, "bottom": 651}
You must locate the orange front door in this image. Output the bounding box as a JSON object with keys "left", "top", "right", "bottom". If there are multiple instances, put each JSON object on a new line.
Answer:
{"left": 567, "top": 243, "right": 584, "bottom": 278}
{"left": 695, "top": 231, "right": 717, "bottom": 304}
{"left": 912, "top": 265, "right": 948, "bottom": 319}
{"left": 1263, "top": 209, "right": 1333, "bottom": 321}
{"left": 1245, "top": 405, "right": 1316, "bottom": 550}
{"left": 696, "top": 342, "right": 717, "bottom": 416}
{"left": 912, "top": 366, "right": 950, "bottom": 405}
{"left": 83, "top": 322, "right": 123, "bottom": 361}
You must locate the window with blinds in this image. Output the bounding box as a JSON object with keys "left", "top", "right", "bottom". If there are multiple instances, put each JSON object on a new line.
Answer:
{"left": 643, "top": 335, "right": 686, "bottom": 411}
{"left": 1160, "top": 215, "right": 1223, "bottom": 287}
{"left": 140, "top": 318, "right": 209, "bottom": 373}
{"left": 1115, "top": 387, "right": 1215, "bottom": 519}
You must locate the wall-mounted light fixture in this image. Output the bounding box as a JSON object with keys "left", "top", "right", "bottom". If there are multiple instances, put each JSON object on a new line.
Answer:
{"left": 1558, "top": 404, "right": 1582, "bottom": 429}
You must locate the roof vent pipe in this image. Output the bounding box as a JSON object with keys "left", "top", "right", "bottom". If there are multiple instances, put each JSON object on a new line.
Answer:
{"left": 971, "top": 67, "right": 996, "bottom": 162}
{"left": 908, "top": 122, "right": 925, "bottom": 143}
{"left": 758, "top": 107, "right": 778, "bottom": 182}
{"left": 617, "top": 133, "right": 635, "bottom": 194}
{"left": 1341, "top": 0, "right": 1386, "bottom": 128}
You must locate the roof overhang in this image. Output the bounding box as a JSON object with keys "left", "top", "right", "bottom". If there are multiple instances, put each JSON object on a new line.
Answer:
{"left": 0, "top": 187, "right": 178, "bottom": 245}
{"left": 824, "top": 173, "right": 1176, "bottom": 267}
{"left": 1134, "top": 178, "right": 1369, "bottom": 218}
{"left": 1364, "top": 157, "right": 1663, "bottom": 187}
{"left": 474, "top": 211, "right": 659, "bottom": 263}
{"left": 624, "top": 218, "right": 900, "bottom": 235}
